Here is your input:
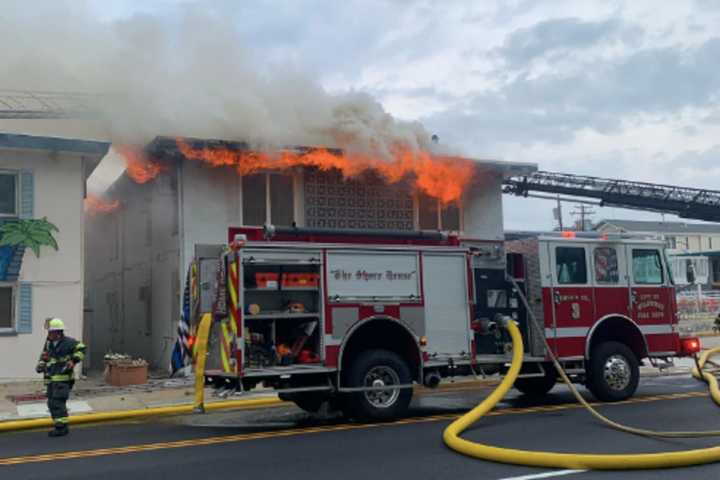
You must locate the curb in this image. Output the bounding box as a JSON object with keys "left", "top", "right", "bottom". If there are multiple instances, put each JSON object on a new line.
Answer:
{"left": 0, "top": 396, "right": 284, "bottom": 433}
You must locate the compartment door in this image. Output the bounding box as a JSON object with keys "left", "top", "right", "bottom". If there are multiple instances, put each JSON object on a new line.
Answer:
{"left": 422, "top": 253, "right": 471, "bottom": 358}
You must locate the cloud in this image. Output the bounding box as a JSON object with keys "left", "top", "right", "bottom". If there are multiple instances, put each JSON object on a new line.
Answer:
{"left": 670, "top": 145, "right": 720, "bottom": 170}
{"left": 423, "top": 36, "right": 720, "bottom": 150}
{"left": 497, "top": 17, "right": 642, "bottom": 67}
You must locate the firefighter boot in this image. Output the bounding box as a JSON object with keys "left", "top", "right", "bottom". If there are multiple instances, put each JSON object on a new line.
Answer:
{"left": 48, "top": 423, "right": 69, "bottom": 437}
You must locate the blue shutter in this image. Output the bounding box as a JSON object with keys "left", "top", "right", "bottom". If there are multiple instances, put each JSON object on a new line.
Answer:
{"left": 19, "top": 170, "right": 34, "bottom": 219}
{"left": 17, "top": 282, "right": 32, "bottom": 334}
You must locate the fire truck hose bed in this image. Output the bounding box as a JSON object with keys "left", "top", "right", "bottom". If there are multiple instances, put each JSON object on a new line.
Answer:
{"left": 443, "top": 314, "right": 720, "bottom": 470}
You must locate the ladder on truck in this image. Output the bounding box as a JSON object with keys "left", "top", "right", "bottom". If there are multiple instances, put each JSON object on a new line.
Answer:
{"left": 503, "top": 171, "right": 720, "bottom": 222}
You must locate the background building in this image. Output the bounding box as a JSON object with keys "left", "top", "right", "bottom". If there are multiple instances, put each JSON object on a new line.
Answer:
{"left": 0, "top": 133, "right": 109, "bottom": 379}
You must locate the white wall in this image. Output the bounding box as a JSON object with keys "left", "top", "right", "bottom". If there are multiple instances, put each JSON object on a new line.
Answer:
{"left": 85, "top": 170, "right": 181, "bottom": 370}
{"left": 180, "top": 161, "right": 241, "bottom": 276}
{"left": 461, "top": 172, "right": 504, "bottom": 241}
{"left": 0, "top": 149, "right": 86, "bottom": 379}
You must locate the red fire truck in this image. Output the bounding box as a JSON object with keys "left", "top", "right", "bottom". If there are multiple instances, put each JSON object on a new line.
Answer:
{"left": 197, "top": 226, "right": 700, "bottom": 420}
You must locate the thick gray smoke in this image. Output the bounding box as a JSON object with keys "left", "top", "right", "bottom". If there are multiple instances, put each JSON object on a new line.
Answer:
{"left": 0, "top": 1, "right": 436, "bottom": 158}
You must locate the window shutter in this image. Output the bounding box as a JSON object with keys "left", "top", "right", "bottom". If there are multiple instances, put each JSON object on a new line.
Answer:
{"left": 19, "top": 170, "right": 34, "bottom": 219}
{"left": 17, "top": 283, "right": 32, "bottom": 334}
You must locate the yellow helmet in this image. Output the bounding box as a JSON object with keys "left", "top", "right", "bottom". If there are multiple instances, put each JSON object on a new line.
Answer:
{"left": 47, "top": 318, "right": 65, "bottom": 331}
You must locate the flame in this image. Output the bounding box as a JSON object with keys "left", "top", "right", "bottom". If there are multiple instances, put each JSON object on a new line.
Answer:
{"left": 85, "top": 194, "right": 120, "bottom": 215}
{"left": 176, "top": 140, "right": 474, "bottom": 204}
{"left": 117, "top": 146, "right": 166, "bottom": 184}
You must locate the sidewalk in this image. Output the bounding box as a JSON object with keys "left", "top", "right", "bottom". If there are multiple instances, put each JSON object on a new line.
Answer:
{"left": 3, "top": 345, "right": 716, "bottom": 423}
{"left": 0, "top": 373, "right": 276, "bottom": 422}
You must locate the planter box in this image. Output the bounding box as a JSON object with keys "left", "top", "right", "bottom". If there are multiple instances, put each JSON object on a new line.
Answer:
{"left": 104, "top": 362, "right": 148, "bottom": 387}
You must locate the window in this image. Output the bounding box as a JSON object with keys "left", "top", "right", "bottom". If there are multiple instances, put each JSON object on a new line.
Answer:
{"left": 242, "top": 173, "right": 295, "bottom": 227}
{"left": 0, "top": 173, "right": 18, "bottom": 216}
{"left": 666, "top": 236, "right": 677, "bottom": 249}
{"left": 418, "top": 193, "right": 461, "bottom": 231}
{"left": 0, "top": 285, "right": 14, "bottom": 330}
{"left": 632, "top": 249, "right": 664, "bottom": 285}
{"left": 556, "top": 247, "right": 587, "bottom": 284}
{"left": 594, "top": 247, "right": 619, "bottom": 284}
{"left": 712, "top": 258, "right": 720, "bottom": 285}
{"left": 242, "top": 174, "right": 267, "bottom": 226}
{"left": 270, "top": 174, "right": 294, "bottom": 226}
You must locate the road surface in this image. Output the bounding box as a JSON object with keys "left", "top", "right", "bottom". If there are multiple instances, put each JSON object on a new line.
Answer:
{"left": 1, "top": 375, "right": 720, "bottom": 480}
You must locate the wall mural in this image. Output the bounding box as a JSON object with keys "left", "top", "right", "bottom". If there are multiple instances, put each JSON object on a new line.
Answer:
{"left": 0, "top": 218, "right": 59, "bottom": 281}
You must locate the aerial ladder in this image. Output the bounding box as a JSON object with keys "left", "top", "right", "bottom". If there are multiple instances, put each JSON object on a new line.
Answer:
{"left": 504, "top": 170, "right": 720, "bottom": 223}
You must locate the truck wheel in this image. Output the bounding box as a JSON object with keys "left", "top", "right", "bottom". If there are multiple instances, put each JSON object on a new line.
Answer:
{"left": 514, "top": 363, "right": 556, "bottom": 397}
{"left": 587, "top": 341, "right": 639, "bottom": 402}
{"left": 343, "top": 349, "right": 412, "bottom": 421}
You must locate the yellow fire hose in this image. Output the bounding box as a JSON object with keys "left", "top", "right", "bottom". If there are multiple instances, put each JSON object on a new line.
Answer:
{"left": 444, "top": 318, "right": 720, "bottom": 470}
{"left": 693, "top": 347, "right": 720, "bottom": 407}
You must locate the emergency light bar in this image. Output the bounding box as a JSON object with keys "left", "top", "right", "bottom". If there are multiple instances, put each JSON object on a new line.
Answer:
{"left": 542, "top": 231, "right": 665, "bottom": 241}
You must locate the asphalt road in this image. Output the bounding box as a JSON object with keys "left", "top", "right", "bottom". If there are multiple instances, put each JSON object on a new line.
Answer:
{"left": 2, "top": 375, "right": 720, "bottom": 480}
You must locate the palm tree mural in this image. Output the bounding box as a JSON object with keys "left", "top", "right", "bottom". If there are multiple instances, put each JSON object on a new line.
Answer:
{"left": 0, "top": 218, "right": 59, "bottom": 280}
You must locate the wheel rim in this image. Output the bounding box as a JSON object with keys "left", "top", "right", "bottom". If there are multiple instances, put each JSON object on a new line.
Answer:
{"left": 603, "top": 354, "right": 631, "bottom": 391}
{"left": 363, "top": 366, "right": 401, "bottom": 409}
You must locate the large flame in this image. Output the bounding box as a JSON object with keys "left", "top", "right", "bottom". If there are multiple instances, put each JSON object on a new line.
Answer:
{"left": 85, "top": 194, "right": 120, "bottom": 215}
{"left": 176, "top": 140, "right": 474, "bottom": 204}
{"left": 117, "top": 146, "right": 166, "bottom": 184}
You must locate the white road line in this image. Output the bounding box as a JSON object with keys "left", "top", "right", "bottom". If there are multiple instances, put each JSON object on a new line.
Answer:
{"left": 497, "top": 469, "right": 587, "bottom": 480}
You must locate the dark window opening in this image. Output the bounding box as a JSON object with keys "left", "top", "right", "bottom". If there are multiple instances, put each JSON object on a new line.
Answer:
{"left": 418, "top": 193, "right": 461, "bottom": 231}
{"left": 0, "top": 174, "right": 17, "bottom": 216}
{"left": 242, "top": 174, "right": 267, "bottom": 226}
{"left": 270, "top": 174, "right": 294, "bottom": 226}
{"left": 0, "top": 286, "right": 13, "bottom": 329}
{"left": 556, "top": 247, "right": 587, "bottom": 284}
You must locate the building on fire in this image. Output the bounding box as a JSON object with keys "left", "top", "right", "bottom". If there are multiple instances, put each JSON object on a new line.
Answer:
{"left": 84, "top": 136, "right": 536, "bottom": 370}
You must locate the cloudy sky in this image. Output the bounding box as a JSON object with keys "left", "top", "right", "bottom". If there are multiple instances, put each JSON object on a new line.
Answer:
{"left": 31, "top": 1, "right": 720, "bottom": 229}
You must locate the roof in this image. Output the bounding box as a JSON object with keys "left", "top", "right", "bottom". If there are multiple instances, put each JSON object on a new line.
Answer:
{"left": 0, "top": 132, "right": 110, "bottom": 156}
{"left": 145, "top": 136, "right": 537, "bottom": 178}
{"left": 595, "top": 219, "right": 720, "bottom": 235}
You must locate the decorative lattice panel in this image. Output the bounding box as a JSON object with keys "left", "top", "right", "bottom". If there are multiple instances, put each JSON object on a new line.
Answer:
{"left": 304, "top": 169, "right": 414, "bottom": 230}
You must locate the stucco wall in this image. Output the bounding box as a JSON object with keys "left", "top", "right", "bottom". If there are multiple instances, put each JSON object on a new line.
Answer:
{"left": 461, "top": 172, "right": 504, "bottom": 241}
{"left": 85, "top": 171, "right": 180, "bottom": 370}
{"left": 0, "top": 149, "right": 86, "bottom": 379}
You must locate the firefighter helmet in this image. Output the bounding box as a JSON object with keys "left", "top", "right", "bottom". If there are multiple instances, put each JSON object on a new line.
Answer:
{"left": 47, "top": 318, "right": 65, "bottom": 331}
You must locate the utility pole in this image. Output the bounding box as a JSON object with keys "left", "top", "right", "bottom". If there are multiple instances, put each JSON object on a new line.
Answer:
{"left": 553, "top": 195, "right": 564, "bottom": 230}
{"left": 571, "top": 204, "right": 596, "bottom": 231}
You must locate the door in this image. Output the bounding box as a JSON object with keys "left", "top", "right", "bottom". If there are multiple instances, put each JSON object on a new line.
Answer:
{"left": 549, "top": 243, "right": 594, "bottom": 357}
{"left": 592, "top": 244, "right": 629, "bottom": 320}
{"left": 626, "top": 245, "right": 675, "bottom": 353}
{"left": 422, "top": 253, "right": 471, "bottom": 359}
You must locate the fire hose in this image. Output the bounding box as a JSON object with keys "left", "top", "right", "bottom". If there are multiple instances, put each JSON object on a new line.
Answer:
{"left": 443, "top": 280, "right": 720, "bottom": 470}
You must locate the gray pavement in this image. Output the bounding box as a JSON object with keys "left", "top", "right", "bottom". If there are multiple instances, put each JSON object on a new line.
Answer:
{"left": 1, "top": 375, "right": 720, "bottom": 479}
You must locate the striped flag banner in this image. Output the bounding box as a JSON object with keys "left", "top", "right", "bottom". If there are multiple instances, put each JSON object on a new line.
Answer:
{"left": 170, "top": 261, "right": 196, "bottom": 376}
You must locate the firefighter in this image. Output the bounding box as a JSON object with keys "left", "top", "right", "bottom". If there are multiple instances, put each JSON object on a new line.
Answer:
{"left": 36, "top": 318, "right": 86, "bottom": 437}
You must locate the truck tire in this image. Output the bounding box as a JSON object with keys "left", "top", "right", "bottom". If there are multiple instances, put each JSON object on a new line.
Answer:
{"left": 586, "top": 341, "right": 639, "bottom": 402}
{"left": 343, "top": 349, "right": 412, "bottom": 421}
{"left": 514, "top": 363, "right": 556, "bottom": 397}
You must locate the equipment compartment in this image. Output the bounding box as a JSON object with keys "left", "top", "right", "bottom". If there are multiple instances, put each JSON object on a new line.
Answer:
{"left": 242, "top": 262, "right": 323, "bottom": 368}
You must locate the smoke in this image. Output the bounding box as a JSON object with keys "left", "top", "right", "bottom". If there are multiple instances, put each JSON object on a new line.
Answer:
{"left": 0, "top": 1, "right": 439, "bottom": 158}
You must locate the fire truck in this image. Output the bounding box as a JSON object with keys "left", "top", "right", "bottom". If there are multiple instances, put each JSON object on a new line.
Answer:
{"left": 195, "top": 226, "right": 700, "bottom": 420}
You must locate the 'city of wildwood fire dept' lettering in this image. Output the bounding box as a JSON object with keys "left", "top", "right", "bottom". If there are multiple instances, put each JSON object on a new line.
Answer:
{"left": 331, "top": 269, "right": 417, "bottom": 282}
